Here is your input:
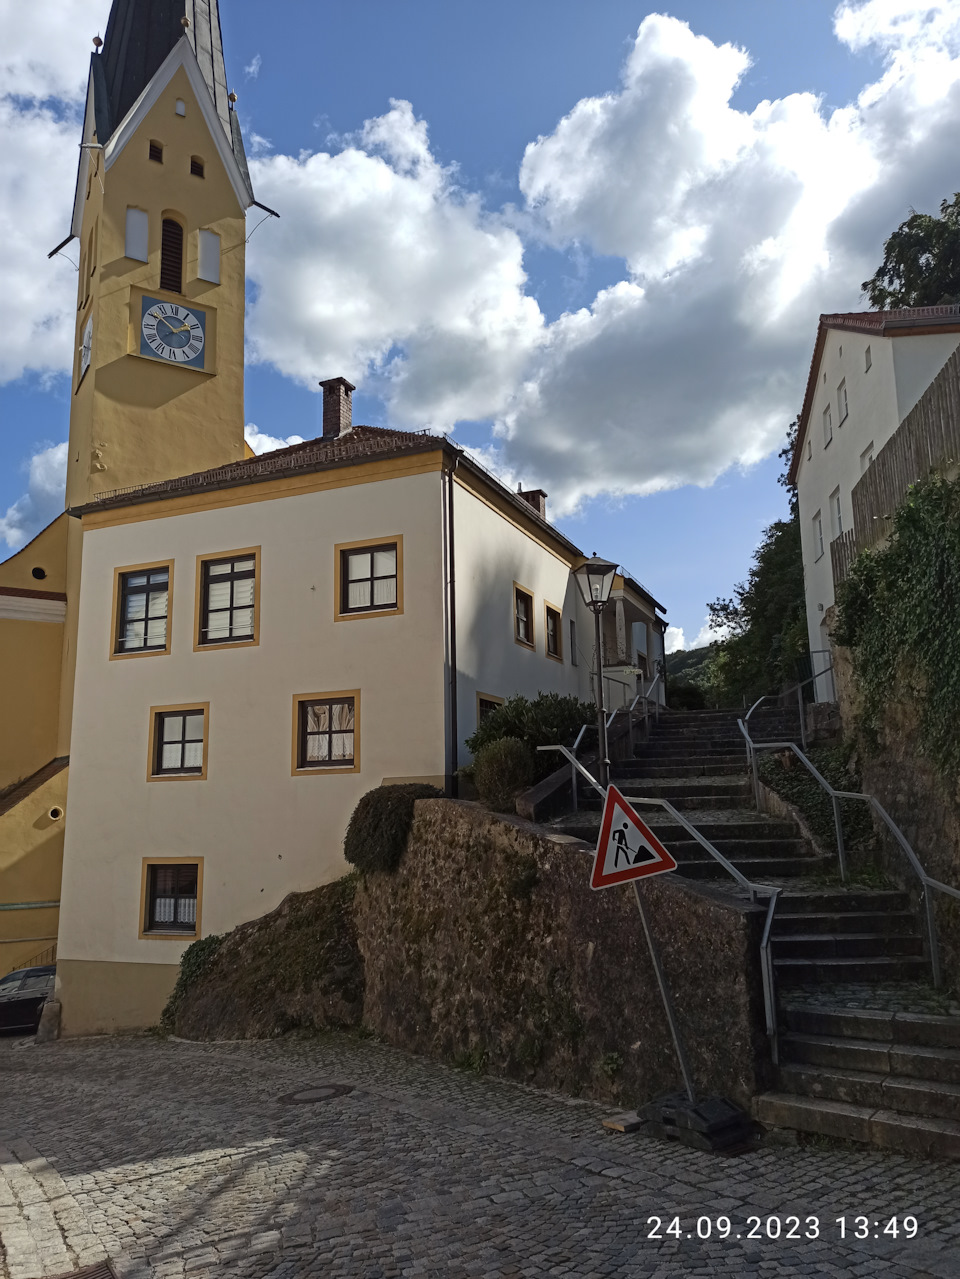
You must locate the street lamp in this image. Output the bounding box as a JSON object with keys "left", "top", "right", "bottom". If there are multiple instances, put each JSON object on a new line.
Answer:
{"left": 573, "top": 554, "right": 619, "bottom": 788}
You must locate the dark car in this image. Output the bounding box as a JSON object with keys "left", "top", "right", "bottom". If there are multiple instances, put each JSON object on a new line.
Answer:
{"left": 0, "top": 965, "right": 56, "bottom": 1033}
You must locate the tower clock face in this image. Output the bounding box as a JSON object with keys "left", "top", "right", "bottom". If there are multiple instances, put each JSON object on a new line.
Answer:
{"left": 140, "top": 297, "right": 206, "bottom": 368}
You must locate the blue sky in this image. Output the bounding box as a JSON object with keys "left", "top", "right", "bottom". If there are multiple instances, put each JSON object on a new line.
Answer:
{"left": 2, "top": 0, "right": 957, "bottom": 650}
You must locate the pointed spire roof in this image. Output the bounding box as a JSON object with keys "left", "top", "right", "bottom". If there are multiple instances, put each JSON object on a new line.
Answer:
{"left": 95, "top": 0, "right": 248, "bottom": 182}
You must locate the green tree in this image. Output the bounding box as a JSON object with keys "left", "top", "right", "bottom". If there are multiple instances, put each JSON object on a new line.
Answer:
{"left": 702, "top": 419, "right": 807, "bottom": 705}
{"left": 862, "top": 193, "right": 960, "bottom": 310}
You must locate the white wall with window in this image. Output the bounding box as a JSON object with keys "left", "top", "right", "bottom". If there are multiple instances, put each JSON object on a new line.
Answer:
{"left": 794, "top": 321, "right": 960, "bottom": 702}
{"left": 59, "top": 467, "right": 448, "bottom": 988}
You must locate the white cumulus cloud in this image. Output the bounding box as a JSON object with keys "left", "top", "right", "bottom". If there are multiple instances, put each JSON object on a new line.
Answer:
{"left": 0, "top": 441, "right": 68, "bottom": 550}
{"left": 5, "top": 0, "right": 960, "bottom": 527}
{"left": 244, "top": 53, "right": 262, "bottom": 80}
{"left": 245, "top": 99, "right": 544, "bottom": 431}
{"left": 664, "top": 625, "right": 686, "bottom": 654}
{"left": 244, "top": 424, "right": 305, "bottom": 453}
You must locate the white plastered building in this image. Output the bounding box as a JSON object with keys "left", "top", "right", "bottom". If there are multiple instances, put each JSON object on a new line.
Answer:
{"left": 789, "top": 307, "right": 960, "bottom": 701}
{"left": 57, "top": 384, "right": 667, "bottom": 1033}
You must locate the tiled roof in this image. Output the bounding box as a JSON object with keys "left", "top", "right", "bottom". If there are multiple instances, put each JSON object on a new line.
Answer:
{"left": 818, "top": 304, "right": 960, "bottom": 334}
{"left": 788, "top": 306, "right": 960, "bottom": 486}
{"left": 78, "top": 426, "right": 444, "bottom": 513}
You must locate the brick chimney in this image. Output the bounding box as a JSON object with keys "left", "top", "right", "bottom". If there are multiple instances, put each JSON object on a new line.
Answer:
{"left": 517, "top": 485, "right": 548, "bottom": 519}
{"left": 319, "top": 377, "right": 356, "bottom": 439}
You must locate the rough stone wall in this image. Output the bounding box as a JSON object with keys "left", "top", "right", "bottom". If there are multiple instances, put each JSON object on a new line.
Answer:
{"left": 832, "top": 639, "right": 960, "bottom": 994}
{"left": 172, "top": 876, "right": 364, "bottom": 1040}
{"left": 353, "top": 800, "right": 770, "bottom": 1108}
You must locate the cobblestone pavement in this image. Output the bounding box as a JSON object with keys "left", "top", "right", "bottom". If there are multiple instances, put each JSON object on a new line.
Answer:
{"left": 2, "top": 1031, "right": 960, "bottom": 1279}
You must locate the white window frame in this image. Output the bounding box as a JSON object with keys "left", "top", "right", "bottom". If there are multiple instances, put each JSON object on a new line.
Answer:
{"left": 837, "top": 380, "right": 848, "bottom": 425}
{"left": 813, "top": 511, "right": 824, "bottom": 561}
{"left": 865, "top": 345, "right": 872, "bottom": 372}
{"left": 125, "top": 207, "right": 149, "bottom": 262}
{"left": 198, "top": 229, "right": 220, "bottom": 284}
{"left": 860, "top": 442, "right": 875, "bottom": 473}
{"left": 830, "top": 487, "right": 843, "bottom": 538}
{"left": 823, "top": 404, "right": 833, "bottom": 447}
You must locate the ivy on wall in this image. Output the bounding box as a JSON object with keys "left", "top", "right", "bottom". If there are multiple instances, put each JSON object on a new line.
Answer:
{"left": 834, "top": 472, "right": 960, "bottom": 780}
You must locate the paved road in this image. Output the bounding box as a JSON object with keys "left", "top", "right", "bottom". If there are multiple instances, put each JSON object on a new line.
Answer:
{"left": 1, "top": 1031, "right": 959, "bottom": 1279}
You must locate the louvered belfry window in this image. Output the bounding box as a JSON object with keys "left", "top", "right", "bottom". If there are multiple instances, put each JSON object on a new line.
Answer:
{"left": 160, "top": 218, "right": 183, "bottom": 293}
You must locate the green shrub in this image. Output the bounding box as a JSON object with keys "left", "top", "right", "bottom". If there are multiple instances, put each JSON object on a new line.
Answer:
{"left": 757, "top": 745, "right": 873, "bottom": 850}
{"left": 834, "top": 472, "right": 960, "bottom": 781}
{"left": 159, "top": 933, "right": 223, "bottom": 1033}
{"left": 465, "top": 692, "right": 596, "bottom": 780}
{"left": 668, "top": 682, "right": 706, "bottom": 710}
{"left": 473, "top": 737, "right": 534, "bottom": 811}
{"left": 344, "top": 783, "right": 444, "bottom": 875}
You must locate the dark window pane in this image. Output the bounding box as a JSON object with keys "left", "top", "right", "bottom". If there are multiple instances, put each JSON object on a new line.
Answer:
{"left": 200, "top": 556, "right": 256, "bottom": 643}
{"left": 118, "top": 566, "right": 169, "bottom": 652}
{"left": 299, "top": 697, "right": 355, "bottom": 768}
{"left": 147, "top": 863, "right": 198, "bottom": 933}
{"left": 341, "top": 544, "right": 398, "bottom": 614}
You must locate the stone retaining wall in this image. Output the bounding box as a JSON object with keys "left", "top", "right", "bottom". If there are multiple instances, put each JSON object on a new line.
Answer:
{"left": 353, "top": 799, "right": 770, "bottom": 1108}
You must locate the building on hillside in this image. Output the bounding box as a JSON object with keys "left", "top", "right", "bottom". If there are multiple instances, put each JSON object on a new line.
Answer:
{"left": 0, "top": 0, "right": 669, "bottom": 1029}
{"left": 788, "top": 306, "right": 960, "bottom": 701}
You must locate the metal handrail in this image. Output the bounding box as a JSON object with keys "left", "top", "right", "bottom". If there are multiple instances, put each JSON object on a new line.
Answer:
{"left": 743, "top": 658, "right": 835, "bottom": 753}
{"left": 538, "top": 743, "right": 783, "bottom": 1062}
{"left": 738, "top": 720, "right": 960, "bottom": 988}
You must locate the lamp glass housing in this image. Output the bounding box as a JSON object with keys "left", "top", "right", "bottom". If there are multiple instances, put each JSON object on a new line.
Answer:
{"left": 573, "top": 555, "right": 618, "bottom": 610}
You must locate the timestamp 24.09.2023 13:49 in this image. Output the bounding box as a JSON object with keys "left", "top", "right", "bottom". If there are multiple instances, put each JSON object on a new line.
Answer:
{"left": 646, "top": 1216, "right": 920, "bottom": 1242}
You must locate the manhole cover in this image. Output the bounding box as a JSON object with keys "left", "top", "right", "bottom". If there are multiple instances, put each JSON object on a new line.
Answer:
{"left": 279, "top": 1083, "right": 354, "bottom": 1105}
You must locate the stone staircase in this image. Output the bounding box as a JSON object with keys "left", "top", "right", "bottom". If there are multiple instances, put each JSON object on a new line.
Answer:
{"left": 560, "top": 706, "right": 960, "bottom": 1158}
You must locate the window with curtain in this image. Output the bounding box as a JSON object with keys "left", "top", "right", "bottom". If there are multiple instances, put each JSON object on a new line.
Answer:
{"left": 297, "top": 697, "right": 356, "bottom": 769}
{"left": 146, "top": 863, "right": 198, "bottom": 933}
{"left": 341, "top": 544, "right": 398, "bottom": 613}
{"left": 116, "top": 566, "right": 169, "bottom": 652}
{"left": 200, "top": 555, "right": 256, "bottom": 643}
{"left": 153, "top": 711, "right": 205, "bottom": 775}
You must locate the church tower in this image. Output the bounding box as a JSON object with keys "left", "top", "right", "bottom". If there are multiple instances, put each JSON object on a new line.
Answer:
{"left": 65, "top": 0, "right": 254, "bottom": 509}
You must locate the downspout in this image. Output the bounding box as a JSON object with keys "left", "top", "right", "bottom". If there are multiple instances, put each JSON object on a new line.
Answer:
{"left": 446, "top": 455, "right": 460, "bottom": 796}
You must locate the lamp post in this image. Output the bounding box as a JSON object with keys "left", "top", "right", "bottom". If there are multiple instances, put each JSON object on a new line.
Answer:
{"left": 573, "top": 554, "right": 619, "bottom": 789}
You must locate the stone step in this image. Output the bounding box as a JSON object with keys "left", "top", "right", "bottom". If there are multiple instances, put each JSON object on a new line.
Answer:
{"left": 668, "top": 837, "right": 812, "bottom": 860}
{"left": 773, "top": 910, "right": 918, "bottom": 936}
{"left": 753, "top": 1092, "right": 960, "bottom": 1159}
{"left": 771, "top": 933, "right": 923, "bottom": 960}
{"left": 618, "top": 762, "right": 748, "bottom": 777}
{"left": 775, "top": 890, "right": 911, "bottom": 915}
{"left": 607, "top": 779, "right": 752, "bottom": 798}
{"left": 579, "top": 792, "right": 754, "bottom": 813}
{"left": 777, "top": 1062, "right": 960, "bottom": 1122}
{"left": 677, "top": 855, "right": 829, "bottom": 881}
{"left": 775, "top": 955, "right": 930, "bottom": 986}
{"left": 559, "top": 815, "right": 802, "bottom": 843}
{"left": 781, "top": 1033, "right": 960, "bottom": 1085}
{"left": 781, "top": 1004, "right": 960, "bottom": 1050}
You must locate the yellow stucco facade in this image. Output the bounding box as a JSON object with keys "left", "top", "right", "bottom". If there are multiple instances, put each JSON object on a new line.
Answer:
{"left": 1, "top": 34, "right": 252, "bottom": 979}
{"left": 67, "top": 62, "right": 247, "bottom": 509}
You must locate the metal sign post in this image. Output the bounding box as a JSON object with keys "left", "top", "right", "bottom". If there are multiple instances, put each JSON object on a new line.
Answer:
{"left": 632, "top": 880, "right": 696, "bottom": 1104}
{"left": 591, "top": 785, "right": 695, "bottom": 1101}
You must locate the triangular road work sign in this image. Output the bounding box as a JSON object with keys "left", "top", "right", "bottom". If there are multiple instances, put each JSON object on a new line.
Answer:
{"left": 591, "top": 785, "right": 678, "bottom": 890}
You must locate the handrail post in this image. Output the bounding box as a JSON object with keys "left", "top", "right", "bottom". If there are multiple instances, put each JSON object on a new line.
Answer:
{"left": 924, "top": 890, "right": 942, "bottom": 989}
{"left": 831, "top": 795, "right": 848, "bottom": 882}
{"left": 797, "top": 680, "right": 807, "bottom": 753}
{"left": 760, "top": 889, "right": 781, "bottom": 1067}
